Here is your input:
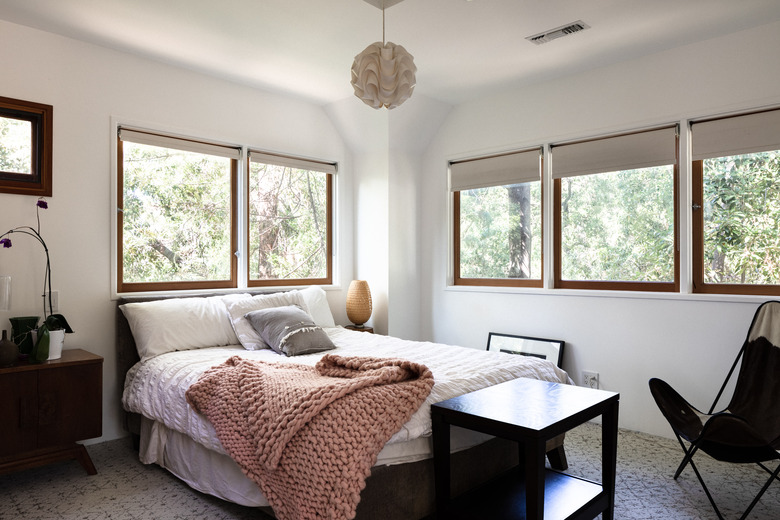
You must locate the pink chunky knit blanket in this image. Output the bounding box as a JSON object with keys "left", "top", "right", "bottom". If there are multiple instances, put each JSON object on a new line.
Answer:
{"left": 185, "top": 354, "right": 434, "bottom": 520}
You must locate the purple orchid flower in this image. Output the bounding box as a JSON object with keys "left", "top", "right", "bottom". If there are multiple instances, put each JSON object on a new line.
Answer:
{"left": 0, "top": 238, "right": 11, "bottom": 248}
{"left": 36, "top": 198, "right": 48, "bottom": 209}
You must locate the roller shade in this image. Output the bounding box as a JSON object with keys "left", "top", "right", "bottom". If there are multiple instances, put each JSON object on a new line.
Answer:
{"left": 552, "top": 126, "right": 677, "bottom": 179}
{"left": 692, "top": 109, "right": 780, "bottom": 161}
{"left": 450, "top": 148, "right": 541, "bottom": 192}
{"left": 249, "top": 151, "right": 336, "bottom": 174}
{"left": 118, "top": 127, "right": 241, "bottom": 160}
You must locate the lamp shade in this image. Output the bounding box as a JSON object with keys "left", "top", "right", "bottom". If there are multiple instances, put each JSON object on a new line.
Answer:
{"left": 346, "top": 280, "right": 372, "bottom": 327}
{"left": 351, "top": 41, "right": 416, "bottom": 110}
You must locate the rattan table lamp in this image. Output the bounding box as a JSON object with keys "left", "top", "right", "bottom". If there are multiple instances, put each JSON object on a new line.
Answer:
{"left": 346, "top": 280, "right": 372, "bottom": 328}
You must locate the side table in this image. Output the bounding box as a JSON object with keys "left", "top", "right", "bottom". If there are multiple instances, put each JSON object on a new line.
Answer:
{"left": 345, "top": 325, "right": 374, "bottom": 333}
{"left": 0, "top": 348, "right": 103, "bottom": 476}
{"left": 432, "top": 378, "right": 619, "bottom": 520}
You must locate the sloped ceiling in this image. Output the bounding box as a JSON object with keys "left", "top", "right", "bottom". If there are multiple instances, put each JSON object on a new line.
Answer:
{"left": 1, "top": 0, "right": 779, "bottom": 107}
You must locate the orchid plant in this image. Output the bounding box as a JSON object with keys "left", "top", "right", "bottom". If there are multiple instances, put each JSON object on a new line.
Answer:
{"left": 1, "top": 197, "right": 73, "bottom": 362}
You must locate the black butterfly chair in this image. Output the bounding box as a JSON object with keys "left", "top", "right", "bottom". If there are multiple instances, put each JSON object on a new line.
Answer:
{"left": 649, "top": 300, "right": 780, "bottom": 520}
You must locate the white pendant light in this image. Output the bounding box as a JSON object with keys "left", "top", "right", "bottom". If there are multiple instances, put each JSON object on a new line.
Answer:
{"left": 351, "top": 1, "right": 416, "bottom": 109}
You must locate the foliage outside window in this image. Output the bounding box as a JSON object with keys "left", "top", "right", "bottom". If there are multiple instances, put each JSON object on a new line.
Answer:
{"left": 248, "top": 153, "right": 333, "bottom": 286}
{"left": 692, "top": 108, "right": 780, "bottom": 295}
{"left": 553, "top": 126, "right": 679, "bottom": 291}
{"left": 452, "top": 149, "right": 543, "bottom": 287}
{"left": 0, "top": 118, "right": 32, "bottom": 173}
{"left": 698, "top": 152, "right": 780, "bottom": 286}
{"left": 557, "top": 166, "right": 675, "bottom": 283}
{"left": 118, "top": 129, "right": 238, "bottom": 292}
{"left": 0, "top": 96, "right": 52, "bottom": 196}
{"left": 456, "top": 183, "right": 542, "bottom": 282}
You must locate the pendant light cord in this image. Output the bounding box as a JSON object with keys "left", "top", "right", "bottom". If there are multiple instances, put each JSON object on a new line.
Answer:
{"left": 382, "top": 0, "right": 386, "bottom": 44}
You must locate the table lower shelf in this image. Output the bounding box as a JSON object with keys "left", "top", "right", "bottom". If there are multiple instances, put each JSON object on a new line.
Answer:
{"left": 440, "top": 467, "right": 608, "bottom": 520}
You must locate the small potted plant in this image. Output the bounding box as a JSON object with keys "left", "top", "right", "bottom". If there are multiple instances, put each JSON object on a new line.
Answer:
{"left": 31, "top": 313, "right": 73, "bottom": 362}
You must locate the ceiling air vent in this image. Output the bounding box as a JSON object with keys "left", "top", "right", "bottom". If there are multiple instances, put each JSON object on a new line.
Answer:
{"left": 526, "top": 20, "right": 590, "bottom": 45}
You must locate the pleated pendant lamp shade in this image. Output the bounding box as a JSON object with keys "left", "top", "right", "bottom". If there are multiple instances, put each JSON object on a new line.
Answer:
{"left": 350, "top": 0, "right": 416, "bottom": 109}
{"left": 346, "top": 280, "right": 372, "bottom": 327}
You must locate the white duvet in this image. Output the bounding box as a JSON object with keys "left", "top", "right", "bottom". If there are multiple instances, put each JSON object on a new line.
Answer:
{"left": 122, "top": 327, "right": 572, "bottom": 457}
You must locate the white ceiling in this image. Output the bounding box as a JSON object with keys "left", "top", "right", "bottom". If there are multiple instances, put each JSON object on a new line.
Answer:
{"left": 2, "top": 0, "right": 780, "bottom": 107}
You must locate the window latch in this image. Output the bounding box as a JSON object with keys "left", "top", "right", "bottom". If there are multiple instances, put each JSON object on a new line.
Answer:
{"left": 692, "top": 203, "right": 702, "bottom": 211}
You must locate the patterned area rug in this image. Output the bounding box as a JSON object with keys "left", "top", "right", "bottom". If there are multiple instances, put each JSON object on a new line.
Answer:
{"left": 1, "top": 423, "right": 779, "bottom": 519}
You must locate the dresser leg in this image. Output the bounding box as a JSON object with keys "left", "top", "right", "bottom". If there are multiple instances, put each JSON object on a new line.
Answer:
{"left": 75, "top": 444, "right": 97, "bottom": 475}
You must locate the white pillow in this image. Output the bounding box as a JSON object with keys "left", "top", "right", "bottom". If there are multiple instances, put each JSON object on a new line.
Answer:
{"left": 120, "top": 295, "right": 241, "bottom": 362}
{"left": 299, "top": 285, "right": 336, "bottom": 328}
{"left": 225, "top": 291, "right": 305, "bottom": 350}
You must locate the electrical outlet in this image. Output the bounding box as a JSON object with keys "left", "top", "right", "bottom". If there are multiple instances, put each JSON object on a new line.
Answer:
{"left": 583, "top": 371, "right": 599, "bottom": 389}
{"left": 44, "top": 290, "right": 59, "bottom": 312}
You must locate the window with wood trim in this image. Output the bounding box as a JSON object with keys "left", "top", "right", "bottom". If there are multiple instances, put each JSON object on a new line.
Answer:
{"left": 692, "top": 109, "right": 780, "bottom": 295}
{"left": 552, "top": 126, "right": 679, "bottom": 291}
{"left": 247, "top": 151, "right": 333, "bottom": 286}
{"left": 117, "top": 128, "right": 239, "bottom": 292}
{"left": 452, "top": 148, "right": 543, "bottom": 287}
{"left": 0, "top": 96, "right": 52, "bottom": 196}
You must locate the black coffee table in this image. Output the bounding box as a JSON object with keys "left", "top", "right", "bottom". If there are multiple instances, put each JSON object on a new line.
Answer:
{"left": 431, "top": 378, "right": 619, "bottom": 520}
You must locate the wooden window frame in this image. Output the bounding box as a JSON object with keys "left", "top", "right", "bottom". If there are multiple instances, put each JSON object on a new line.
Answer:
{"left": 553, "top": 145, "right": 680, "bottom": 292}
{"left": 0, "top": 96, "right": 52, "bottom": 197}
{"left": 116, "top": 134, "right": 238, "bottom": 293}
{"left": 246, "top": 162, "right": 333, "bottom": 288}
{"left": 453, "top": 180, "right": 544, "bottom": 288}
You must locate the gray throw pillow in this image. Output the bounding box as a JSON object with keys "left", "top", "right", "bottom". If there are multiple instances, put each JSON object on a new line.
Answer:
{"left": 244, "top": 305, "right": 335, "bottom": 356}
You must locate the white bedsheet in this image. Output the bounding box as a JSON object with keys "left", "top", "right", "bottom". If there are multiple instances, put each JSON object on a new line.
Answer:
{"left": 122, "top": 327, "right": 572, "bottom": 458}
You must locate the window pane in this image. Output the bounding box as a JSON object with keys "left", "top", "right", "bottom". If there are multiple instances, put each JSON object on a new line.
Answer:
{"left": 459, "top": 182, "right": 542, "bottom": 279}
{"left": 248, "top": 161, "right": 328, "bottom": 281}
{"left": 703, "top": 151, "right": 780, "bottom": 285}
{"left": 560, "top": 166, "right": 674, "bottom": 282}
{"left": 0, "top": 116, "right": 32, "bottom": 174}
{"left": 122, "top": 141, "right": 232, "bottom": 283}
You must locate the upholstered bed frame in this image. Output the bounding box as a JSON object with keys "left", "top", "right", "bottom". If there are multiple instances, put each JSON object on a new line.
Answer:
{"left": 115, "top": 293, "right": 566, "bottom": 520}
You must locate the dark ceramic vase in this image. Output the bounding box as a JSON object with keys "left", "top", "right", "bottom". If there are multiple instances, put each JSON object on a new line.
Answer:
{"left": 10, "top": 316, "right": 40, "bottom": 356}
{"left": 0, "top": 329, "right": 18, "bottom": 367}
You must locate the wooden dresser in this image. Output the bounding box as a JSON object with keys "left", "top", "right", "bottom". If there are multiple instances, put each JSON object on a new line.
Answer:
{"left": 0, "top": 348, "right": 103, "bottom": 475}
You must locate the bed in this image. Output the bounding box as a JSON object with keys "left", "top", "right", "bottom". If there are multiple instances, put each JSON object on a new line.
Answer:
{"left": 117, "top": 287, "right": 572, "bottom": 520}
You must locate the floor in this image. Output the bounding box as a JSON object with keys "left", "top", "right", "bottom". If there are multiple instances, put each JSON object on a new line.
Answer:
{"left": 1, "top": 423, "right": 779, "bottom": 519}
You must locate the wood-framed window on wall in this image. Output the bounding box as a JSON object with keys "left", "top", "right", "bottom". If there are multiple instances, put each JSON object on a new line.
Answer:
{"left": 0, "top": 96, "right": 53, "bottom": 197}
{"left": 451, "top": 148, "right": 543, "bottom": 288}
{"left": 552, "top": 125, "right": 679, "bottom": 292}
{"left": 246, "top": 151, "right": 334, "bottom": 287}
{"left": 117, "top": 128, "right": 239, "bottom": 293}
{"left": 691, "top": 108, "right": 780, "bottom": 295}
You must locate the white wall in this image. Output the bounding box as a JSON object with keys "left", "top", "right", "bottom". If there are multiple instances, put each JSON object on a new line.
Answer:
{"left": 325, "top": 94, "right": 450, "bottom": 338}
{"left": 387, "top": 95, "right": 451, "bottom": 340}
{"left": 353, "top": 149, "right": 390, "bottom": 332}
{"left": 419, "top": 21, "right": 780, "bottom": 437}
{"left": 0, "top": 20, "right": 352, "bottom": 442}
{"left": 324, "top": 98, "right": 390, "bottom": 333}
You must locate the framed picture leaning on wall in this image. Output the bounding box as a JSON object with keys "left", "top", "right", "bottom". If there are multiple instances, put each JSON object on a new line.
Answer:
{"left": 486, "top": 332, "right": 564, "bottom": 368}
